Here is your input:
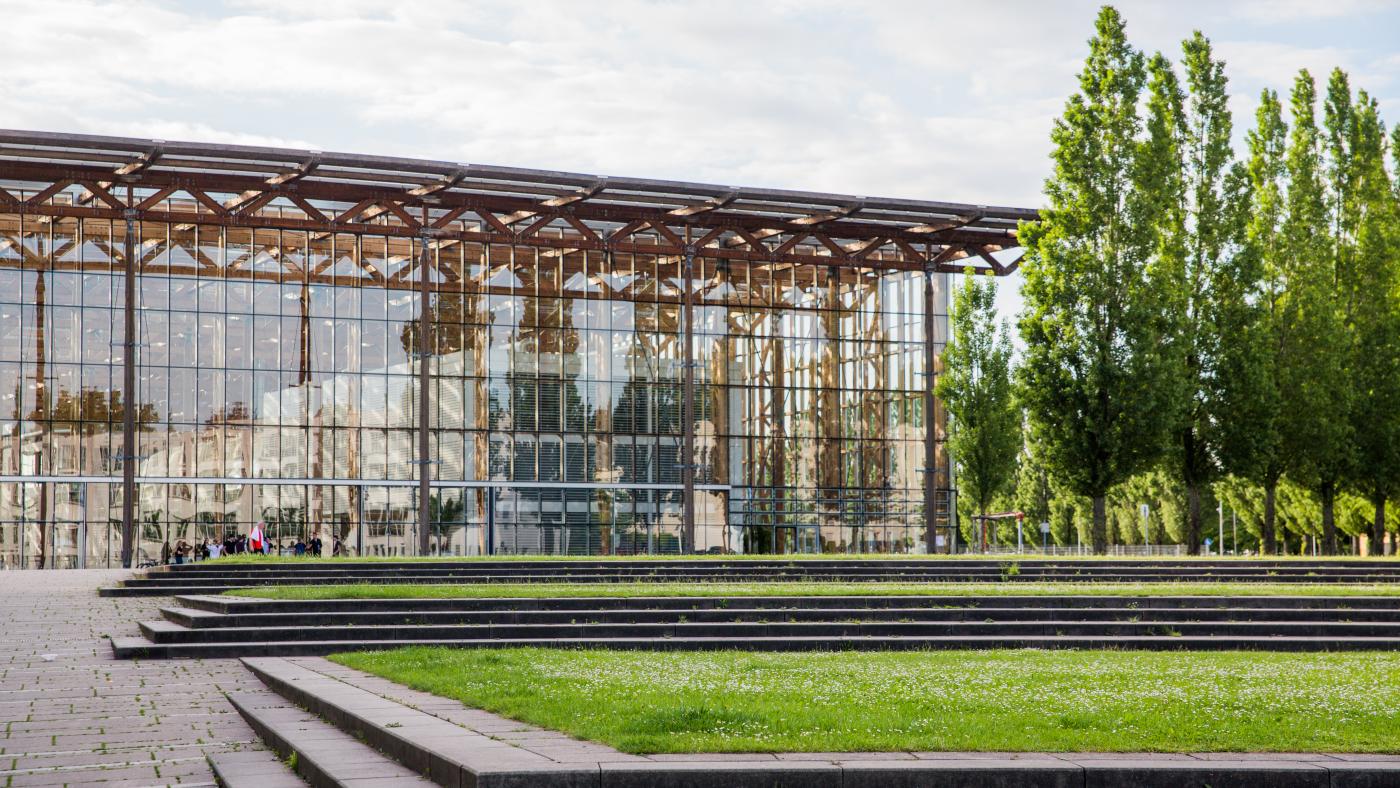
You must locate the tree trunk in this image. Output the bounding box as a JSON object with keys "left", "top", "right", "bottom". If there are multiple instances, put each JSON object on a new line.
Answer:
{"left": 1183, "top": 427, "right": 1201, "bottom": 556}
{"left": 1262, "top": 482, "right": 1278, "bottom": 556}
{"left": 1091, "top": 495, "right": 1108, "bottom": 554}
{"left": 1320, "top": 482, "right": 1338, "bottom": 556}
{"left": 1185, "top": 483, "right": 1201, "bottom": 556}
{"left": 1373, "top": 496, "right": 1387, "bottom": 557}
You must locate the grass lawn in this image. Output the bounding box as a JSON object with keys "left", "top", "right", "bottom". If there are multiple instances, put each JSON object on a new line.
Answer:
{"left": 230, "top": 580, "right": 1400, "bottom": 600}
{"left": 204, "top": 552, "right": 1400, "bottom": 564}
{"left": 331, "top": 647, "right": 1400, "bottom": 754}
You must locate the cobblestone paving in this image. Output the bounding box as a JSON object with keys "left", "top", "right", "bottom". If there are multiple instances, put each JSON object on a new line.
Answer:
{"left": 0, "top": 570, "right": 263, "bottom": 787}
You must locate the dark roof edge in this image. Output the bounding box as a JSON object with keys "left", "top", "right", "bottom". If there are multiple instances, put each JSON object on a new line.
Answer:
{"left": 0, "top": 128, "right": 1040, "bottom": 223}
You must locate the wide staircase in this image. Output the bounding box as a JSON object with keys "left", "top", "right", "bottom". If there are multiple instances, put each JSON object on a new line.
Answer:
{"left": 113, "top": 591, "right": 1400, "bottom": 658}
{"left": 99, "top": 558, "right": 1400, "bottom": 597}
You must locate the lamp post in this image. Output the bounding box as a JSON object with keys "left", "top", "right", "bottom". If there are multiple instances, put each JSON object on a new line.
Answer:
{"left": 1218, "top": 501, "right": 1225, "bottom": 557}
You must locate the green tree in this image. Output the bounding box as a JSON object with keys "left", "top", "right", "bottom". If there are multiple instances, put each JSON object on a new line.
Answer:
{"left": 1018, "top": 6, "right": 1176, "bottom": 553}
{"left": 1281, "top": 70, "right": 1354, "bottom": 554}
{"left": 1221, "top": 89, "right": 1289, "bottom": 554}
{"left": 1144, "top": 33, "right": 1245, "bottom": 554}
{"left": 938, "top": 274, "right": 1021, "bottom": 527}
{"left": 1012, "top": 437, "right": 1055, "bottom": 542}
{"left": 1345, "top": 89, "right": 1400, "bottom": 553}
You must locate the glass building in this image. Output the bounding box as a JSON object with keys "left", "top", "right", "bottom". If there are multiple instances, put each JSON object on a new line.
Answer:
{"left": 0, "top": 130, "right": 1029, "bottom": 567}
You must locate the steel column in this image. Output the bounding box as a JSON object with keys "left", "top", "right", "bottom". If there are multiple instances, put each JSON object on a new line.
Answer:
{"left": 120, "top": 207, "right": 137, "bottom": 569}
{"left": 681, "top": 245, "right": 697, "bottom": 553}
{"left": 416, "top": 230, "right": 433, "bottom": 556}
{"left": 923, "top": 267, "right": 939, "bottom": 554}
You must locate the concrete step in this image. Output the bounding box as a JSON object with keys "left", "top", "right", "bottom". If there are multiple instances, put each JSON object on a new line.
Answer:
{"left": 150, "top": 557, "right": 1400, "bottom": 570}
{"left": 243, "top": 656, "right": 600, "bottom": 787}
{"left": 112, "top": 633, "right": 1400, "bottom": 659}
{"left": 137, "top": 617, "right": 1400, "bottom": 645}
{"left": 206, "top": 747, "right": 308, "bottom": 788}
{"left": 122, "top": 568, "right": 1400, "bottom": 583}
{"left": 173, "top": 593, "right": 1400, "bottom": 615}
{"left": 227, "top": 689, "right": 435, "bottom": 788}
{"left": 102, "top": 563, "right": 1400, "bottom": 595}
{"left": 158, "top": 603, "right": 1400, "bottom": 629}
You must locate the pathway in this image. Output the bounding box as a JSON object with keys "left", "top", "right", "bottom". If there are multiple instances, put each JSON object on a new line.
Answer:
{"left": 0, "top": 570, "right": 262, "bottom": 787}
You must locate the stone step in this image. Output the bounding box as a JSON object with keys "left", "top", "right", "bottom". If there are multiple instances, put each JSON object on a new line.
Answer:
{"left": 243, "top": 656, "right": 600, "bottom": 787}
{"left": 227, "top": 688, "right": 435, "bottom": 788}
{"left": 137, "top": 617, "right": 1400, "bottom": 645}
{"left": 173, "top": 593, "right": 1400, "bottom": 615}
{"left": 206, "top": 748, "right": 308, "bottom": 788}
{"left": 150, "top": 558, "right": 1400, "bottom": 571}
{"left": 158, "top": 603, "right": 1400, "bottom": 629}
{"left": 112, "top": 633, "right": 1400, "bottom": 659}
{"left": 124, "top": 568, "right": 1400, "bottom": 583}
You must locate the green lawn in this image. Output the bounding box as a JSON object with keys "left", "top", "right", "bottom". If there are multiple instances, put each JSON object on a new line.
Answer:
{"left": 331, "top": 647, "right": 1400, "bottom": 753}
{"left": 205, "top": 553, "right": 1400, "bottom": 564}
{"left": 230, "top": 580, "right": 1400, "bottom": 600}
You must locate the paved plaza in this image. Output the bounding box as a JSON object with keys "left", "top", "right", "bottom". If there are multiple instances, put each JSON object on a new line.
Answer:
{"left": 7, "top": 569, "right": 1400, "bottom": 787}
{"left": 0, "top": 570, "right": 261, "bottom": 787}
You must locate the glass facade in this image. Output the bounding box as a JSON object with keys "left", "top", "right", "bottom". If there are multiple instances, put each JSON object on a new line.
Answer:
{"left": 0, "top": 133, "right": 1034, "bottom": 568}
{"left": 0, "top": 213, "right": 950, "bottom": 566}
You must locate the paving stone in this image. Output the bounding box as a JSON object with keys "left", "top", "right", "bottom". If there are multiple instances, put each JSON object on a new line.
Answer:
{"left": 910, "top": 751, "right": 1075, "bottom": 760}
{"left": 0, "top": 570, "right": 258, "bottom": 786}
{"left": 644, "top": 752, "right": 780, "bottom": 761}
{"left": 1189, "top": 752, "right": 1341, "bottom": 761}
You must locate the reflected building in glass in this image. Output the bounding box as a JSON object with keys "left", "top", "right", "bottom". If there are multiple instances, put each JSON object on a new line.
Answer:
{"left": 0, "top": 131, "right": 1030, "bottom": 567}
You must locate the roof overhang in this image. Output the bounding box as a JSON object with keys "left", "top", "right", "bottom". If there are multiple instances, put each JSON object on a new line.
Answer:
{"left": 0, "top": 129, "right": 1037, "bottom": 275}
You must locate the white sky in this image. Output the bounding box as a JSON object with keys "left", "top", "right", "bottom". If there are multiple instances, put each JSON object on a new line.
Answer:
{"left": 2, "top": 0, "right": 1397, "bottom": 321}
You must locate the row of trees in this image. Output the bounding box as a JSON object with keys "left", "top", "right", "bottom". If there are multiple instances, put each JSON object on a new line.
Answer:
{"left": 939, "top": 6, "right": 1400, "bottom": 555}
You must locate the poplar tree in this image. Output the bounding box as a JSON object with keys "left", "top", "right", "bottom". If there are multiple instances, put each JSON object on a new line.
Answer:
{"left": 1012, "top": 439, "right": 1055, "bottom": 541}
{"left": 938, "top": 274, "right": 1020, "bottom": 524}
{"left": 1214, "top": 91, "right": 1288, "bottom": 554}
{"left": 1280, "top": 70, "right": 1353, "bottom": 554}
{"left": 1144, "top": 33, "right": 1243, "bottom": 554}
{"left": 1019, "top": 6, "right": 1175, "bottom": 553}
{"left": 1346, "top": 91, "right": 1400, "bottom": 552}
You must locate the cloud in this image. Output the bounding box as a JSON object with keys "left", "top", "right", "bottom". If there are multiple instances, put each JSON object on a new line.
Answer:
{"left": 1227, "top": 0, "right": 1400, "bottom": 23}
{"left": 0, "top": 0, "right": 1393, "bottom": 218}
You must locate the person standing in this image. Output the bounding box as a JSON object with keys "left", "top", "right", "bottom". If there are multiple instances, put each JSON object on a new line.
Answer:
{"left": 249, "top": 521, "right": 266, "bottom": 555}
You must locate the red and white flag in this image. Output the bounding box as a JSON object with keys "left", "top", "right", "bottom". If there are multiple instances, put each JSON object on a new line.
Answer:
{"left": 250, "top": 523, "right": 264, "bottom": 552}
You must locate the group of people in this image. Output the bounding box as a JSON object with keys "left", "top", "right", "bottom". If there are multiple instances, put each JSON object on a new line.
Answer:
{"left": 159, "top": 523, "right": 342, "bottom": 564}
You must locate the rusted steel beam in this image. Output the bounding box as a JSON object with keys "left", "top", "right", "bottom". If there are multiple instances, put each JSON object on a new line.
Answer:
{"left": 80, "top": 180, "right": 127, "bottom": 210}
{"left": 0, "top": 160, "right": 1019, "bottom": 249}
{"left": 647, "top": 220, "right": 684, "bottom": 248}
{"left": 134, "top": 186, "right": 177, "bottom": 211}
{"left": 4, "top": 200, "right": 945, "bottom": 273}
{"left": 473, "top": 209, "right": 512, "bottom": 236}
{"left": 693, "top": 226, "right": 726, "bottom": 249}
{"left": 288, "top": 195, "right": 330, "bottom": 223}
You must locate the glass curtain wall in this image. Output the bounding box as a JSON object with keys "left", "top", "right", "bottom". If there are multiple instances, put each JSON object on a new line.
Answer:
{"left": 0, "top": 211, "right": 947, "bottom": 563}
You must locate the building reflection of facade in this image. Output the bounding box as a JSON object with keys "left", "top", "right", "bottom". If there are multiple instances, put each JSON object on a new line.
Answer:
{"left": 0, "top": 131, "right": 1029, "bottom": 568}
